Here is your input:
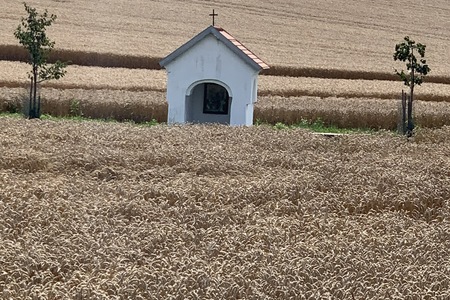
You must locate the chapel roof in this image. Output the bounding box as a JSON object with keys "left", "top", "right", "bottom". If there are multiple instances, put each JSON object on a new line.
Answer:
{"left": 159, "top": 26, "right": 270, "bottom": 71}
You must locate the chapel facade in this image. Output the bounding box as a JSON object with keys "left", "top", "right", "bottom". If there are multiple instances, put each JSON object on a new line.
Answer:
{"left": 160, "top": 25, "right": 269, "bottom": 126}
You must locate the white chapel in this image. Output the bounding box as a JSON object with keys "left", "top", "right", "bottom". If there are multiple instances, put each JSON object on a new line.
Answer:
{"left": 159, "top": 24, "right": 269, "bottom": 126}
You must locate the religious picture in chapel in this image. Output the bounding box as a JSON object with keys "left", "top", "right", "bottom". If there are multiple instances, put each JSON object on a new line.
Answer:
{"left": 203, "top": 83, "right": 229, "bottom": 114}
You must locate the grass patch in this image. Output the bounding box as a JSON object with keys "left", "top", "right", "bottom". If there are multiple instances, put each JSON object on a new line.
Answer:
{"left": 293, "top": 119, "right": 374, "bottom": 134}
{"left": 0, "top": 111, "right": 371, "bottom": 133}
{"left": 0, "top": 112, "right": 22, "bottom": 118}
{"left": 39, "top": 113, "right": 160, "bottom": 127}
{"left": 268, "top": 118, "right": 374, "bottom": 134}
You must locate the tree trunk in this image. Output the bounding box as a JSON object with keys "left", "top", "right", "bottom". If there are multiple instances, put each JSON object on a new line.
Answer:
{"left": 407, "top": 59, "right": 415, "bottom": 137}
{"left": 401, "top": 90, "right": 406, "bottom": 134}
{"left": 28, "top": 77, "right": 33, "bottom": 117}
{"left": 31, "top": 65, "right": 38, "bottom": 119}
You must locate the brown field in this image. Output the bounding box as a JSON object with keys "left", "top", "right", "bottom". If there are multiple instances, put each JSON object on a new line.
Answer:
{"left": 1, "top": 1, "right": 450, "bottom": 128}
{"left": 0, "top": 116, "right": 449, "bottom": 299}
{"left": 1, "top": 0, "right": 450, "bottom": 75}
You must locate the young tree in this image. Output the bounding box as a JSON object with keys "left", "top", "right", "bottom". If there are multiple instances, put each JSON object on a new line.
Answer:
{"left": 393, "top": 36, "right": 430, "bottom": 136}
{"left": 14, "top": 2, "right": 67, "bottom": 119}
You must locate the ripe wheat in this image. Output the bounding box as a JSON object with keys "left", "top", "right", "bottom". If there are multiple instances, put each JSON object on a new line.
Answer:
{"left": 1, "top": 0, "right": 449, "bottom": 75}
{"left": 0, "top": 117, "right": 449, "bottom": 299}
{"left": 1, "top": 86, "right": 450, "bottom": 129}
{"left": 1, "top": 61, "right": 449, "bottom": 103}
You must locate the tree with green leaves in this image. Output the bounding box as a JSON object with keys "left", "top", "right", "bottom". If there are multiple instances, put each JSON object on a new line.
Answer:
{"left": 393, "top": 36, "right": 430, "bottom": 136}
{"left": 14, "top": 2, "right": 67, "bottom": 119}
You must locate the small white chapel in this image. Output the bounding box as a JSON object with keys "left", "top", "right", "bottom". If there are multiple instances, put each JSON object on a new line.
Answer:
{"left": 159, "top": 11, "right": 269, "bottom": 126}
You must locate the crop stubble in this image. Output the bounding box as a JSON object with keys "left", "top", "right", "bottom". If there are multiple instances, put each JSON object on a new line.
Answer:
{"left": 0, "top": 117, "right": 449, "bottom": 299}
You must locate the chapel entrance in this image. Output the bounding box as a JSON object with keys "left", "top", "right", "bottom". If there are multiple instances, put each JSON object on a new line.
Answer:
{"left": 185, "top": 82, "right": 232, "bottom": 124}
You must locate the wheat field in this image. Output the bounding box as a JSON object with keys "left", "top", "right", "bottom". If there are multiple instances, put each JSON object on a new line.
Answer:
{"left": 0, "top": 116, "right": 449, "bottom": 299}
{"left": 2, "top": 61, "right": 450, "bottom": 101}
{"left": 1, "top": 2, "right": 450, "bottom": 299}
{"left": 1, "top": 0, "right": 450, "bottom": 75}
{"left": 2, "top": 86, "right": 450, "bottom": 129}
{"left": 1, "top": 60, "right": 450, "bottom": 129}
{"left": 1, "top": 1, "right": 450, "bottom": 127}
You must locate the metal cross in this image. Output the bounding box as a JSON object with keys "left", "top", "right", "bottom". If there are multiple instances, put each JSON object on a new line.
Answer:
{"left": 209, "top": 9, "right": 218, "bottom": 26}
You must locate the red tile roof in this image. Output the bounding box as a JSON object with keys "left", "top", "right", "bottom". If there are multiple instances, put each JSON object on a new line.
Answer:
{"left": 214, "top": 27, "right": 270, "bottom": 70}
{"left": 160, "top": 26, "right": 269, "bottom": 71}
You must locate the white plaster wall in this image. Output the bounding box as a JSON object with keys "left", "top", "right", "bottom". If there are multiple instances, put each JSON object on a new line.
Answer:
{"left": 165, "top": 34, "right": 259, "bottom": 126}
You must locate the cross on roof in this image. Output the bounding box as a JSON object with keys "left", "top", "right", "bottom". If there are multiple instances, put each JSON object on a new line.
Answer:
{"left": 209, "top": 9, "right": 218, "bottom": 26}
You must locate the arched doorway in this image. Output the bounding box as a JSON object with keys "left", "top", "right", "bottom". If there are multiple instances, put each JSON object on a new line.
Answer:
{"left": 185, "top": 81, "right": 232, "bottom": 124}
